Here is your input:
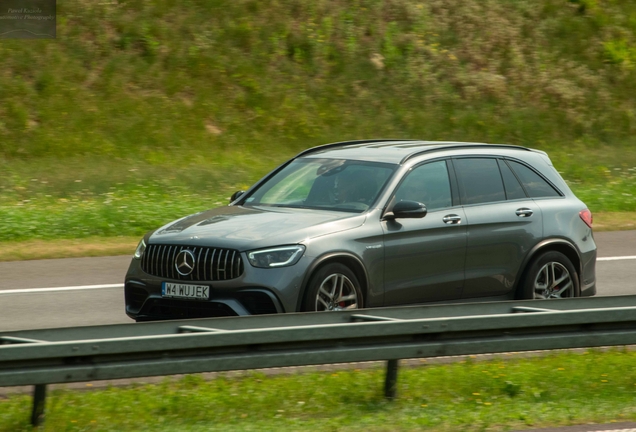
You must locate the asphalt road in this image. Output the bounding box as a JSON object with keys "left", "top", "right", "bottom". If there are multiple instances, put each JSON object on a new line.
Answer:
{"left": 0, "top": 231, "right": 635, "bottom": 332}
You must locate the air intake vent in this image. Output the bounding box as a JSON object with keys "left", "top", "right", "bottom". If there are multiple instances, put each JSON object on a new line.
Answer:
{"left": 141, "top": 245, "right": 243, "bottom": 281}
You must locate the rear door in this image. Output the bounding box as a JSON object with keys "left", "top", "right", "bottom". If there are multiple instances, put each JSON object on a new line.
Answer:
{"left": 382, "top": 160, "right": 467, "bottom": 305}
{"left": 453, "top": 157, "right": 543, "bottom": 299}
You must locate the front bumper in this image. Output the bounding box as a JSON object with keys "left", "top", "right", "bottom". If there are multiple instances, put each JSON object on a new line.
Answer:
{"left": 125, "top": 254, "right": 309, "bottom": 321}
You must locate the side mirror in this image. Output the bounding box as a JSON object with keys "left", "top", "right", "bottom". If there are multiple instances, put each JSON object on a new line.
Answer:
{"left": 230, "top": 190, "right": 245, "bottom": 203}
{"left": 386, "top": 200, "right": 427, "bottom": 220}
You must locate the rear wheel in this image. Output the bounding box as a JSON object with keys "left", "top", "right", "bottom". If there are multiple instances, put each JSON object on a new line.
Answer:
{"left": 519, "top": 251, "right": 579, "bottom": 299}
{"left": 303, "top": 263, "right": 363, "bottom": 312}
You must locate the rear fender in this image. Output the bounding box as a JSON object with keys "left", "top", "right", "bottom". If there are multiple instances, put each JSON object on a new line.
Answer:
{"left": 514, "top": 238, "right": 582, "bottom": 295}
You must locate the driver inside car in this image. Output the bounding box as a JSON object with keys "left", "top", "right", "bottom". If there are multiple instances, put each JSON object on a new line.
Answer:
{"left": 334, "top": 169, "right": 377, "bottom": 205}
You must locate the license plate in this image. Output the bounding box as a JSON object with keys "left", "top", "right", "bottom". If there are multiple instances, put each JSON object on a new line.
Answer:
{"left": 162, "top": 282, "right": 210, "bottom": 300}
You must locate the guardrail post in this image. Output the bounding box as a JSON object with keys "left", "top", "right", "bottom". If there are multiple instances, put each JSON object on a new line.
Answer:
{"left": 31, "top": 384, "right": 47, "bottom": 426}
{"left": 384, "top": 359, "right": 399, "bottom": 399}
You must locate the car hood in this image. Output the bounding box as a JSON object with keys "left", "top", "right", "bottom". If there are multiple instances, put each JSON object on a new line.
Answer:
{"left": 148, "top": 205, "right": 366, "bottom": 251}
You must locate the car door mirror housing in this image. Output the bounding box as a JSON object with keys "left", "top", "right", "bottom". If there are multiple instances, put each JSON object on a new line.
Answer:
{"left": 387, "top": 200, "right": 427, "bottom": 219}
{"left": 230, "top": 190, "right": 245, "bottom": 203}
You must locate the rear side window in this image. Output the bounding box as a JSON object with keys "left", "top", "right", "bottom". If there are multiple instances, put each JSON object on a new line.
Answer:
{"left": 454, "top": 158, "right": 505, "bottom": 205}
{"left": 507, "top": 160, "right": 561, "bottom": 198}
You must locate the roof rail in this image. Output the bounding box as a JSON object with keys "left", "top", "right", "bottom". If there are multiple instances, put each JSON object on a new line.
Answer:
{"left": 400, "top": 143, "right": 530, "bottom": 164}
{"left": 296, "top": 139, "right": 419, "bottom": 158}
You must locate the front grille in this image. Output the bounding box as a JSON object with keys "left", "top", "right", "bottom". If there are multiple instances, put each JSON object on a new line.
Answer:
{"left": 141, "top": 244, "right": 244, "bottom": 281}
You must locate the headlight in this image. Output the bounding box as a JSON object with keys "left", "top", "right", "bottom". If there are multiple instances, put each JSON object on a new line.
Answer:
{"left": 133, "top": 239, "right": 147, "bottom": 259}
{"left": 247, "top": 245, "right": 305, "bottom": 268}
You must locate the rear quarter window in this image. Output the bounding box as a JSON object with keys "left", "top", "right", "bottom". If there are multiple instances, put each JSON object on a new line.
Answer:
{"left": 507, "top": 160, "right": 561, "bottom": 198}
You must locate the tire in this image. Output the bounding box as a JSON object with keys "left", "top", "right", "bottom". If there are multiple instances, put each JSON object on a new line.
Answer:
{"left": 518, "top": 251, "right": 580, "bottom": 300}
{"left": 302, "top": 263, "right": 363, "bottom": 312}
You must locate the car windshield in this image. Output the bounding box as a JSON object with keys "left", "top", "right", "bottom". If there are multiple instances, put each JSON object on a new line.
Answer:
{"left": 244, "top": 158, "right": 397, "bottom": 213}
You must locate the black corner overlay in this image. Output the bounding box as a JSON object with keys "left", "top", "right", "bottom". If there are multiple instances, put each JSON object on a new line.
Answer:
{"left": 0, "top": 0, "right": 56, "bottom": 39}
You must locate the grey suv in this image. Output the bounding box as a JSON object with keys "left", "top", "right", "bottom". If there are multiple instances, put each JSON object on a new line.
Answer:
{"left": 125, "top": 140, "right": 596, "bottom": 321}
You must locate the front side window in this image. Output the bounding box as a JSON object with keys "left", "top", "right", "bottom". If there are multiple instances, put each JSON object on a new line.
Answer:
{"left": 244, "top": 158, "right": 397, "bottom": 213}
{"left": 393, "top": 160, "right": 452, "bottom": 211}
{"left": 454, "top": 158, "right": 506, "bottom": 205}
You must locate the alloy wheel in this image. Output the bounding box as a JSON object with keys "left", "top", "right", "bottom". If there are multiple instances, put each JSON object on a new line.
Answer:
{"left": 315, "top": 273, "right": 359, "bottom": 311}
{"left": 533, "top": 261, "right": 574, "bottom": 299}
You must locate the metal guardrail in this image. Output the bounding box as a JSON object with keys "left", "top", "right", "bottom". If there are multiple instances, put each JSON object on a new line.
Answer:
{"left": 3, "top": 295, "right": 636, "bottom": 426}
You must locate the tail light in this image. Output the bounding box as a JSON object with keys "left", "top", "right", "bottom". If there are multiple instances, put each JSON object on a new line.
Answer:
{"left": 579, "top": 209, "right": 593, "bottom": 228}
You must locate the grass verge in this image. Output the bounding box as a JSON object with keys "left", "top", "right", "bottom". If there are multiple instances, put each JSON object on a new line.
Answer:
{"left": 590, "top": 212, "right": 636, "bottom": 232}
{"left": 0, "top": 237, "right": 139, "bottom": 262}
{"left": 1, "top": 349, "right": 635, "bottom": 431}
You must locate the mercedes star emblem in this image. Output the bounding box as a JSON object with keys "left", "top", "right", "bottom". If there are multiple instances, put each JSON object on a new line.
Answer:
{"left": 175, "top": 250, "right": 196, "bottom": 276}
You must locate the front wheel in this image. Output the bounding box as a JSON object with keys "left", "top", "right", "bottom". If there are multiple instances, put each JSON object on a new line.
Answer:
{"left": 303, "top": 263, "right": 363, "bottom": 312}
{"left": 519, "top": 251, "right": 580, "bottom": 300}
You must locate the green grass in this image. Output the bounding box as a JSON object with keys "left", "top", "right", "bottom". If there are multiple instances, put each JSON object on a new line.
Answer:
{"left": 2, "top": 0, "right": 636, "bottom": 243}
{"left": 1, "top": 349, "right": 636, "bottom": 431}
{"left": 545, "top": 143, "right": 636, "bottom": 212}
{"left": 0, "top": 151, "right": 283, "bottom": 241}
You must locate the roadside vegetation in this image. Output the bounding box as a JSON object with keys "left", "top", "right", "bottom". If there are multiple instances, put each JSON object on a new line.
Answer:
{"left": 1, "top": 0, "right": 636, "bottom": 258}
{"left": 1, "top": 349, "right": 636, "bottom": 431}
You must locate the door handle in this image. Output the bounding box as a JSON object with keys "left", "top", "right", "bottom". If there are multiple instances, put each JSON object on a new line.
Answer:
{"left": 515, "top": 208, "right": 533, "bottom": 217}
{"left": 442, "top": 214, "right": 462, "bottom": 225}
